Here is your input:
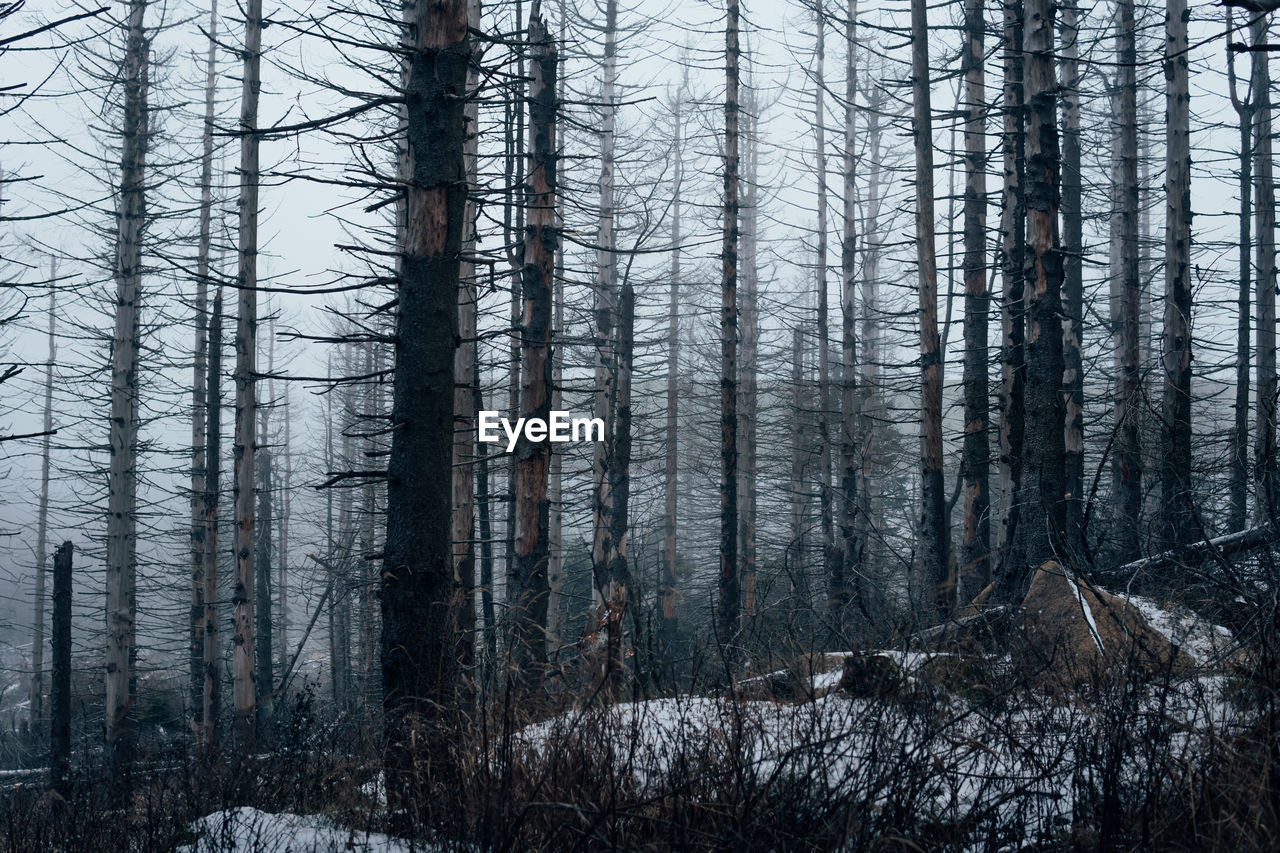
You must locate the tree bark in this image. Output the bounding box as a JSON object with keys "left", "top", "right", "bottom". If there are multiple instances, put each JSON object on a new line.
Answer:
{"left": 719, "top": 0, "right": 742, "bottom": 665}
{"left": 1060, "top": 0, "right": 1083, "bottom": 546}
{"left": 189, "top": 0, "right": 216, "bottom": 745}
{"left": 50, "top": 542, "right": 72, "bottom": 797}
{"left": 740, "top": 85, "right": 759, "bottom": 628}
{"left": 997, "top": 0, "right": 1026, "bottom": 576}
{"left": 959, "top": 0, "right": 990, "bottom": 601}
{"left": 31, "top": 267, "right": 55, "bottom": 732}
{"left": 658, "top": 89, "right": 682, "bottom": 672}
{"left": 910, "top": 0, "right": 948, "bottom": 615}
{"left": 1160, "top": 0, "right": 1194, "bottom": 548}
{"left": 105, "top": 0, "right": 148, "bottom": 778}
{"left": 510, "top": 7, "right": 557, "bottom": 697}
{"left": 1228, "top": 8, "right": 1253, "bottom": 534}
{"left": 811, "top": 4, "right": 838, "bottom": 640}
{"left": 231, "top": 0, "right": 263, "bottom": 751}
{"left": 1255, "top": 18, "right": 1278, "bottom": 527}
{"left": 254, "top": 447, "right": 273, "bottom": 738}
{"left": 202, "top": 286, "right": 223, "bottom": 751}
{"left": 383, "top": 0, "right": 469, "bottom": 794}
{"left": 1014, "top": 0, "right": 1066, "bottom": 582}
{"left": 1110, "top": 0, "right": 1142, "bottom": 563}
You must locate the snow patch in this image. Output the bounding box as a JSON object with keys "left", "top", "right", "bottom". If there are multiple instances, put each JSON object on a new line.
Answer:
{"left": 177, "top": 807, "right": 423, "bottom": 852}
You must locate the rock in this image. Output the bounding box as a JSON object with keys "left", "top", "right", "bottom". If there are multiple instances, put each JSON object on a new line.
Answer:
{"left": 838, "top": 653, "right": 904, "bottom": 698}
{"left": 1015, "top": 562, "right": 1196, "bottom": 687}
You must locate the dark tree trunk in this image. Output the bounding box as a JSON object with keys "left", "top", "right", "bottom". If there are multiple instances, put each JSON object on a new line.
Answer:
{"left": 382, "top": 0, "right": 469, "bottom": 797}
{"left": 1014, "top": 0, "right": 1066, "bottom": 582}
{"left": 509, "top": 9, "right": 558, "bottom": 696}
{"left": 959, "top": 0, "right": 990, "bottom": 601}
{"left": 719, "top": 0, "right": 742, "bottom": 665}
{"left": 51, "top": 542, "right": 72, "bottom": 797}
{"left": 1254, "top": 18, "right": 1278, "bottom": 526}
{"left": 1110, "top": 0, "right": 1142, "bottom": 562}
{"left": 1060, "top": 0, "right": 1083, "bottom": 547}
{"left": 1160, "top": 0, "right": 1194, "bottom": 548}
{"left": 254, "top": 448, "right": 273, "bottom": 739}
{"left": 1228, "top": 8, "right": 1253, "bottom": 534}
{"left": 910, "top": 0, "right": 948, "bottom": 615}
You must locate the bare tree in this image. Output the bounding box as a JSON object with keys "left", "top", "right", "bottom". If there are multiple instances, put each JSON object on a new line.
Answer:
{"left": 1228, "top": 7, "right": 1253, "bottom": 533}
{"left": 1254, "top": 17, "right": 1277, "bottom": 525}
{"left": 105, "top": 0, "right": 149, "bottom": 777}
{"left": 910, "top": 0, "right": 947, "bottom": 613}
{"left": 510, "top": 4, "right": 558, "bottom": 696}
{"left": 30, "top": 267, "right": 55, "bottom": 731}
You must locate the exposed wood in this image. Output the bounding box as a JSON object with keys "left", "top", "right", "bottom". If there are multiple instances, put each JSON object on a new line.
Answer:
{"left": 510, "top": 5, "right": 558, "bottom": 696}
{"left": 382, "top": 0, "right": 469, "bottom": 795}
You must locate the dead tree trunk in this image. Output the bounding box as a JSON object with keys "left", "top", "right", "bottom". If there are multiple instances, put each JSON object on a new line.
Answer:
{"left": 382, "top": 0, "right": 468, "bottom": 792}
{"left": 959, "top": 0, "right": 989, "bottom": 601}
{"left": 811, "top": 4, "right": 837, "bottom": 640}
{"left": 547, "top": 0, "right": 567, "bottom": 652}
{"left": 585, "top": 0, "right": 619, "bottom": 683}
{"left": 1255, "top": 18, "right": 1278, "bottom": 526}
{"left": 997, "top": 0, "right": 1026, "bottom": 575}
{"left": 105, "top": 0, "right": 148, "bottom": 777}
{"left": 201, "top": 286, "right": 223, "bottom": 750}
{"left": 1160, "top": 0, "right": 1194, "bottom": 548}
{"left": 740, "top": 85, "right": 759, "bottom": 627}
{"left": 31, "top": 270, "right": 55, "bottom": 732}
{"left": 790, "top": 327, "right": 811, "bottom": 620}
{"left": 189, "top": 0, "right": 216, "bottom": 744}
{"left": 231, "top": 0, "right": 263, "bottom": 750}
{"left": 719, "top": 0, "right": 742, "bottom": 664}
{"left": 1228, "top": 8, "right": 1253, "bottom": 534}
{"left": 51, "top": 542, "right": 72, "bottom": 797}
{"left": 910, "top": 0, "right": 948, "bottom": 614}
{"left": 658, "top": 90, "right": 682, "bottom": 672}
{"left": 856, "top": 71, "right": 885, "bottom": 575}
{"left": 1060, "top": 0, "right": 1083, "bottom": 545}
{"left": 510, "top": 7, "right": 557, "bottom": 696}
{"left": 475, "top": 356, "right": 498, "bottom": 673}
{"left": 606, "top": 274, "right": 633, "bottom": 693}
{"left": 837, "top": 0, "right": 859, "bottom": 636}
{"left": 1110, "top": 0, "right": 1142, "bottom": 563}
{"left": 451, "top": 0, "right": 481, "bottom": 700}
{"left": 1015, "top": 0, "right": 1066, "bottom": 580}
{"left": 277, "top": 390, "right": 289, "bottom": 685}
{"left": 254, "top": 446, "right": 273, "bottom": 738}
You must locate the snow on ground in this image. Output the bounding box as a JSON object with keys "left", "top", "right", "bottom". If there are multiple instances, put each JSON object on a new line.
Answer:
{"left": 176, "top": 807, "right": 422, "bottom": 853}
{"left": 1112, "top": 589, "right": 1235, "bottom": 665}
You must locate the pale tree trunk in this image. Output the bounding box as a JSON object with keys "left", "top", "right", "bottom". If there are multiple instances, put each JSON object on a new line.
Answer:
{"left": 31, "top": 266, "right": 55, "bottom": 732}
{"left": 959, "top": 0, "right": 989, "bottom": 602}
{"left": 452, "top": 0, "right": 480, "bottom": 700}
{"left": 254, "top": 446, "right": 273, "bottom": 738}
{"left": 790, "top": 328, "right": 811, "bottom": 619}
{"left": 231, "top": 0, "right": 263, "bottom": 750}
{"left": 383, "top": 0, "right": 468, "bottom": 796}
{"left": 856, "top": 70, "right": 884, "bottom": 573}
{"left": 202, "top": 286, "right": 223, "bottom": 750}
{"left": 606, "top": 274, "right": 634, "bottom": 693}
{"left": 659, "top": 88, "right": 683, "bottom": 672}
{"left": 1110, "top": 0, "right": 1142, "bottom": 563}
{"left": 1160, "top": 0, "right": 1194, "bottom": 548}
{"left": 812, "top": 6, "right": 837, "bottom": 639}
{"left": 1060, "top": 0, "right": 1083, "bottom": 545}
{"left": 1255, "top": 18, "right": 1278, "bottom": 527}
{"left": 585, "top": 0, "right": 619, "bottom": 684}
{"left": 997, "top": 0, "right": 1026, "bottom": 575}
{"left": 837, "top": 0, "right": 859, "bottom": 637}
{"left": 357, "top": 344, "right": 376, "bottom": 713}
{"left": 910, "top": 0, "right": 948, "bottom": 614}
{"left": 1228, "top": 8, "right": 1252, "bottom": 534}
{"left": 740, "top": 84, "right": 759, "bottom": 627}
{"left": 719, "top": 0, "right": 742, "bottom": 664}
{"left": 190, "top": 0, "right": 216, "bottom": 744}
{"left": 1015, "top": 0, "right": 1066, "bottom": 581}
{"left": 510, "top": 7, "right": 557, "bottom": 697}
{"left": 106, "top": 0, "right": 149, "bottom": 777}
{"left": 277, "top": 389, "right": 289, "bottom": 685}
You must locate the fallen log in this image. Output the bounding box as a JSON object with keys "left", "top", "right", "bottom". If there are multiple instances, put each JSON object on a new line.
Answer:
{"left": 1110, "top": 524, "right": 1275, "bottom": 580}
